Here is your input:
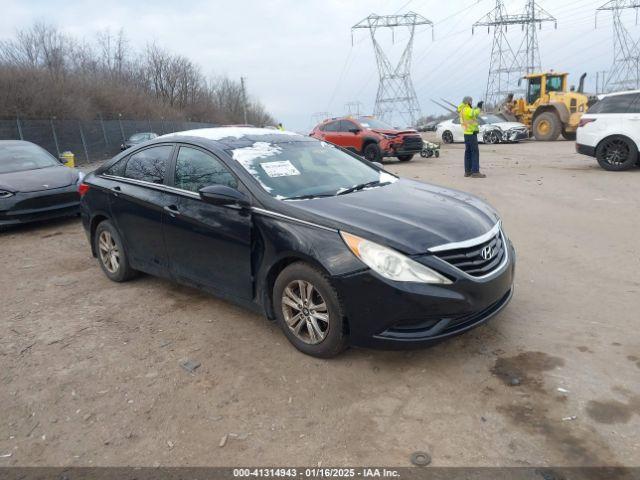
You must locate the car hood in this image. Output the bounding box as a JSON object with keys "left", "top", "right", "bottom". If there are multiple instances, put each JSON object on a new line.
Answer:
{"left": 490, "top": 122, "right": 526, "bottom": 130}
{"left": 0, "top": 165, "right": 78, "bottom": 193}
{"left": 287, "top": 179, "right": 499, "bottom": 255}
{"left": 371, "top": 128, "right": 420, "bottom": 136}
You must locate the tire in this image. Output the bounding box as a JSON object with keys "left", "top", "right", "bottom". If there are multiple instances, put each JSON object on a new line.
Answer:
{"left": 273, "top": 262, "right": 347, "bottom": 358}
{"left": 595, "top": 135, "right": 638, "bottom": 171}
{"left": 442, "top": 131, "right": 454, "bottom": 144}
{"left": 363, "top": 143, "right": 382, "bottom": 162}
{"left": 532, "top": 112, "right": 561, "bottom": 141}
{"left": 561, "top": 130, "right": 577, "bottom": 141}
{"left": 397, "top": 154, "right": 413, "bottom": 162}
{"left": 434, "top": 150, "right": 440, "bottom": 158}
{"left": 420, "top": 150, "right": 427, "bottom": 158}
{"left": 484, "top": 130, "right": 501, "bottom": 144}
{"left": 94, "top": 220, "right": 137, "bottom": 282}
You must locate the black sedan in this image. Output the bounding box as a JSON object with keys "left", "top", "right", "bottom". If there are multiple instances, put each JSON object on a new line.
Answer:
{"left": 0, "top": 140, "right": 82, "bottom": 227}
{"left": 80, "top": 128, "right": 515, "bottom": 357}
{"left": 121, "top": 132, "right": 158, "bottom": 150}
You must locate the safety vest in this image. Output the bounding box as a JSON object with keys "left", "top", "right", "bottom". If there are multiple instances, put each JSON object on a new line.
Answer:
{"left": 458, "top": 103, "right": 480, "bottom": 135}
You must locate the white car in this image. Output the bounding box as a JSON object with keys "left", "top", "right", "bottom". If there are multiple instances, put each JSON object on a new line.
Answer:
{"left": 436, "top": 114, "right": 529, "bottom": 144}
{"left": 576, "top": 89, "right": 640, "bottom": 171}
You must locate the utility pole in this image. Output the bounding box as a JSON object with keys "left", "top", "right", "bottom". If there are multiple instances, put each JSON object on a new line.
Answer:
{"left": 474, "top": 0, "right": 556, "bottom": 105}
{"left": 240, "top": 76, "right": 248, "bottom": 125}
{"left": 352, "top": 12, "right": 433, "bottom": 127}
{"left": 596, "top": 0, "right": 640, "bottom": 92}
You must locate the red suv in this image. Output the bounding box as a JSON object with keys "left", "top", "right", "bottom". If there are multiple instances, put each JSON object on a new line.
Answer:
{"left": 310, "top": 116, "right": 424, "bottom": 162}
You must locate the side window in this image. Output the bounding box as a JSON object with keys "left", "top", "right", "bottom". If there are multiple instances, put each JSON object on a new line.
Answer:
{"left": 124, "top": 145, "right": 173, "bottom": 184}
{"left": 104, "top": 157, "right": 127, "bottom": 176}
{"left": 323, "top": 121, "right": 339, "bottom": 132}
{"left": 174, "top": 146, "right": 237, "bottom": 193}
{"left": 339, "top": 120, "right": 358, "bottom": 132}
{"left": 625, "top": 93, "right": 640, "bottom": 114}
{"left": 452, "top": 117, "right": 460, "bottom": 125}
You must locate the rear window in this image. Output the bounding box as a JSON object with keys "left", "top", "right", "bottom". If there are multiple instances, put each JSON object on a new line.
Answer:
{"left": 588, "top": 93, "right": 638, "bottom": 114}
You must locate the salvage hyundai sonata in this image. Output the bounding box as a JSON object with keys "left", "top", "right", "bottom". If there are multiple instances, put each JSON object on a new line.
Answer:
{"left": 79, "top": 127, "right": 514, "bottom": 357}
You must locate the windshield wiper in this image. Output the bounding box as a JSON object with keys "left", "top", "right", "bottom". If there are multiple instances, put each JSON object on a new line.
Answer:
{"left": 337, "top": 180, "right": 389, "bottom": 196}
{"left": 284, "top": 193, "right": 335, "bottom": 201}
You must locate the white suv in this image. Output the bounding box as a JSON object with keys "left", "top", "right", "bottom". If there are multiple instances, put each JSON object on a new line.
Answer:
{"left": 576, "top": 90, "right": 640, "bottom": 171}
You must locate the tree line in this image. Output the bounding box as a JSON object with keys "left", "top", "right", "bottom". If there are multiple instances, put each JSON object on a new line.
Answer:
{"left": 0, "top": 22, "right": 275, "bottom": 125}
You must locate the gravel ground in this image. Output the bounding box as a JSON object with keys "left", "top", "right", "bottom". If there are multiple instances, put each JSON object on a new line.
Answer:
{"left": 1, "top": 138, "right": 639, "bottom": 467}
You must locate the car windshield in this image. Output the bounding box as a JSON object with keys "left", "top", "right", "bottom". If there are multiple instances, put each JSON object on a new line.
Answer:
{"left": 129, "top": 133, "right": 148, "bottom": 142}
{"left": 227, "top": 139, "right": 396, "bottom": 200}
{"left": 0, "top": 143, "right": 60, "bottom": 174}
{"left": 356, "top": 117, "right": 394, "bottom": 130}
{"left": 480, "top": 114, "right": 506, "bottom": 124}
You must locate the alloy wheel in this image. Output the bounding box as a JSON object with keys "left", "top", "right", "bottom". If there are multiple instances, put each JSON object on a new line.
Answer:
{"left": 442, "top": 131, "right": 453, "bottom": 144}
{"left": 602, "top": 138, "right": 630, "bottom": 166}
{"left": 281, "top": 280, "right": 329, "bottom": 345}
{"left": 98, "top": 230, "right": 120, "bottom": 274}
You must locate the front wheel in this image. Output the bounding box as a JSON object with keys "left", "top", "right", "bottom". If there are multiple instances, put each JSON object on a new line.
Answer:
{"left": 442, "top": 131, "right": 454, "bottom": 144}
{"left": 533, "top": 112, "right": 561, "bottom": 141}
{"left": 561, "top": 130, "right": 577, "bottom": 141}
{"left": 484, "top": 130, "right": 501, "bottom": 144}
{"left": 397, "top": 154, "right": 413, "bottom": 162}
{"left": 596, "top": 135, "right": 638, "bottom": 171}
{"left": 273, "top": 262, "right": 347, "bottom": 358}
{"left": 363, "top": 143, "right": 382, "bottom": 162}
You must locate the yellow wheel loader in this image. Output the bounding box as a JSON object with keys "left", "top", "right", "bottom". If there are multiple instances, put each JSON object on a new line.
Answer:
{"left": 512, "top": 72, "right": 590, "bottom": 141}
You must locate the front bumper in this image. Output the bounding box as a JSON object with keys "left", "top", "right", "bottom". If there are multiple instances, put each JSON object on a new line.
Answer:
{"left": 0, "top": 185, "right": 80, "bottom": 226}
{"left": 333, "top": 242, "right": 515, "bottom": 349}
{"left": 504, "top": 129, "right": 529, "bottom": 142}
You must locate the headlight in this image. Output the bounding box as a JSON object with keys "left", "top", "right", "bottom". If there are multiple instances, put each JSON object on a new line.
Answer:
{"left": 0, "top": 189, "right": 14, "bottom": 198}
{"left": 341, "top": 231, "right": 452, "bottom": 284}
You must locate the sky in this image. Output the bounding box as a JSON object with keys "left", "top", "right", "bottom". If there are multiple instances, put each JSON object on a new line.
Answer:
{"left": 1, "top": 0, "right": 636, "bottom": 131}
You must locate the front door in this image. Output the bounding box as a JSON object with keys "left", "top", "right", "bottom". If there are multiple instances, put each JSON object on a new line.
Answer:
{"left": 162, "top": 145, "right": 253, "bottom": 300}
{"left": 107, "top": 143, "right": 175, "bottom": 276}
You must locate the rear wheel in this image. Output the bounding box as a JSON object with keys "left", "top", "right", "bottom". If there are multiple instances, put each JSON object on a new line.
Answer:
{"left": 532, "top": 112, "right": 561, "bottom": 141}
{"left": 442, "top": 131, "right": 454, "bottom": 144}
{"left": 273, "top": 262, "right": 347, "bottom": 358}
{"left": 596, "top": 135, "right": 638, "bottom": 171}
{"left": 363, "top": 143, "right": 382, "bottom": 163}
{"left": 94, "top": 220, "right": 137, "bottom": 282}
{"left": 397, "top": 154, "right": 413, "bottom": 162}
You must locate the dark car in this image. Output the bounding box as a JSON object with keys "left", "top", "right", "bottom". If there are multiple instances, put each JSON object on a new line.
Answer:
{"left": 310, "top": 116, "right": 423, "bottom": 163}
{"left": 0, "top": 140, "right": 82, "bottom": 228}
{"left": 120, "top": 132, "right": 158, "bottom": 150}
{"left": 79, "top": 127, "right": 514, "bottom": 357}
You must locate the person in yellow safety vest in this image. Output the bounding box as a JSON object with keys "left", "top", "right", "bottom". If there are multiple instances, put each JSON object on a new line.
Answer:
{"left": 457, "top": 96, "right": 486, "bottom": 178}
{"left": 277, "top": 123, "right": 285, "bottom": 131}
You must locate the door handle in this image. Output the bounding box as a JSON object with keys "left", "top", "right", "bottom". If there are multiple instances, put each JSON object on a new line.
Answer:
{"left": 111, "top": 185, "right": 121, "bottom": 197}
{"left": 163, "top": 204, "right": 180, "bottom": 217}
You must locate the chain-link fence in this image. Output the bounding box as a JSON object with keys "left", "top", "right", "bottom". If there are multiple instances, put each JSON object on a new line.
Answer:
{"left": 0, "top": 117, "right": 217, "bottom": 165}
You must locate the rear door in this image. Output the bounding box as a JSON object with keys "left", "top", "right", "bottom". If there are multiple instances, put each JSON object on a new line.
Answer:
{"left": 319, "top": 121, "right": 341, "bottom": 146}
{"left": 106, "top": 143, "right": 175, "bottom": 276}
{"left": 162, "top": 145, "right": 253, "bottom": 300}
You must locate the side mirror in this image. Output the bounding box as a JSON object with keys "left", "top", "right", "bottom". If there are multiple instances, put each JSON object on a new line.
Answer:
{"left": 349, "top": 128, "right": 361, "bottom": 134}
{"left": 199, "top": 185, "right": 250, "bottom": 207}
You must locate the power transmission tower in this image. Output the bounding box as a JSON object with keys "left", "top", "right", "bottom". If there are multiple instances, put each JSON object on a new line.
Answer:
{"left": 596, "top": 0, "right": 640, "bottom": 92}
{"left": 474, "top": 0, "right": 556, "bottom": 105}
{"left": 352, "top": 12, "right": 433, "bottom": 127}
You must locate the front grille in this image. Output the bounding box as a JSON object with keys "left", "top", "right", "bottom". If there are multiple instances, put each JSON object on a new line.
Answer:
{"left": 401, "top": 136, "right": 423, "bottom": 150}
{"left": 435, "top": 231, "right": 506, "bottom": 277}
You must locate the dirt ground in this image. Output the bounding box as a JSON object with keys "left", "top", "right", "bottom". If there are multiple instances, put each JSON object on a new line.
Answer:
{"left": 1, "top": 138, "right": 639, "bottom": 468}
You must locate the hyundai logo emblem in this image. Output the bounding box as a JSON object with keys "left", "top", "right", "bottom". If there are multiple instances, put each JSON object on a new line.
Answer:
{"left": 481, "top": 246, "right": 493, "bottom": 260}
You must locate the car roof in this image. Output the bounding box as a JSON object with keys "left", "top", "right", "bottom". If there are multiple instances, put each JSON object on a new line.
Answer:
{"left": 599, "top": 89, "right": 640, "bottom": 98}
{"left": 159, "top": 127, "right": 309, "bottom": 149}
{"left": 0, "top": 140, "right": 38, "bottom": 147}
